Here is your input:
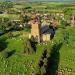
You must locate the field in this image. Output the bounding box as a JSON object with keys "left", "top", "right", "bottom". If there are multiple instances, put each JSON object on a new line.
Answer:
{"left": 0, "top": 26, "right": 75, "bottom": 75}
{"left": 0, "top": 14, "right": 19, "bottom": 20}
{"left": 51, "top": 27, "right": 75, "bottom": 75}
{"left": 0, "top": 2, "right": 75, "bottom": 75}
{"left": 0, "top": 30, "right": 50, "bottom": 75}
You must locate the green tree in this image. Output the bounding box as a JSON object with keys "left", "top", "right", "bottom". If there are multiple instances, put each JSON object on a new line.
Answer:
{"left": 60, "top": 20, "right": 67, "bottom": 28}
{"left": 0, "top": 22, "right": 6, "bottom": 34}
{"left": 20, "top": 14, "right": 31, "bottom": 27}
{"left": 63, "top": 8, "right": 72, "bottom": 15}
{"left": 0, "top": 1, "right": 13, "bottom": 9}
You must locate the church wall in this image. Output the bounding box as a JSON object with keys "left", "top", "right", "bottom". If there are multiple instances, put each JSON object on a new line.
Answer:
{"left": 42, "top": 34, "right": 51, "bottom": 42}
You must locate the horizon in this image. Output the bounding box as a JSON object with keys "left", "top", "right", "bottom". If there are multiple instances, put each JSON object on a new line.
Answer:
{"left": 0, "top": 0, "right": 75, "bottom": 2}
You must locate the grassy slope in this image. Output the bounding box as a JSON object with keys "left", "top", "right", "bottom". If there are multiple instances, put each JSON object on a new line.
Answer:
{"left": 0, "top": 27, "right": 75, "bottom": 75}
{"left": 54, "top": 27, "right": 75, "bottom": 74}
{"left": 0, "top": 30, "right": 49, "bottom": 75}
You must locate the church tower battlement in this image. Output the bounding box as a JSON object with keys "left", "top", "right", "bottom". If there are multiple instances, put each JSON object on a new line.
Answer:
{"left": 31, "top": 16, "right": 41, "bottom": 43}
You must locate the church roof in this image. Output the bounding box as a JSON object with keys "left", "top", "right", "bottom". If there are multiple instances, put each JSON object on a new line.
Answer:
{"left": 41, "top": 25, "right": 55, "bottom": 35}
{"left": 41, "top": 25, "right": 49, "bottom": 34}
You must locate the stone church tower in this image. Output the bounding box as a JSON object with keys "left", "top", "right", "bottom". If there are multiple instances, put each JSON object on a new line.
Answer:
{"left": 31, "top": 17, "right": 41, "bottom": 43}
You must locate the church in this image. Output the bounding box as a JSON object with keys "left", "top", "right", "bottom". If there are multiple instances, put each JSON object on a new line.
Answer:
{"left": 29, "top": 16, "right": 57, "bottom": 43}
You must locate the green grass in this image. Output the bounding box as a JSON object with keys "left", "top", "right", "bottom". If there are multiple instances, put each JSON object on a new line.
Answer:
{"left": 0, "top": 14, "right": 19, "bottom": 20}
{"left": 0, "top": 26, "right": 75, "bottom": 75}
{"left": 0, "top": 30, "right": 49, "bottom": 75}
{"left": 53, "top": 27, "right": 75, "bottom": 75}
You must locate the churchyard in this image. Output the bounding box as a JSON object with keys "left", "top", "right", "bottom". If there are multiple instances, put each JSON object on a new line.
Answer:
{"left": 0, "top": 26, "right": 75, "bottom": 75}
{"left": 0, "top": 1, "right": 75, "bottom": 75}
{"left": 0, "top": 30, "right": 47, "bottom": 75}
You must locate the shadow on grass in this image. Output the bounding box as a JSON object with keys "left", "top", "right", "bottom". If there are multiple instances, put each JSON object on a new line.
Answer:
{"left": 49, "top": 26, "right": 57, "bottom": 40}
{"left": 30, "top": 41, "right": 37, "bottom": 52}
{"left": 6, "top": 50, "right": 16, "bottom": 58}
{"left": 0, "top": 37, "right": 8, "bottom": 52}
{"left": 13, "top": 34, "right": 20, "bottom": 38}
{"left": 46, "top": 43, "right": 62, "bottom": 75}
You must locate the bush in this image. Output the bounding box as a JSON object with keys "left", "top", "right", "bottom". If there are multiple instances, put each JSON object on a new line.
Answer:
{"left": 8, "top": 32, "right": 13, "bottom": 38}
{"left": 38, "top": 58, "right": 44, "bottom": 68}
{"left": 43, "top": 58, "right": 48, "bottom": 67}
{"left": 41, "top": 66, "right": 46, "bottom": 75}
{"left": 34, "top": 65, "right": 41, "bottom": 75}
{"left": 23, "top": 39, "right": 34, "bottom": 54}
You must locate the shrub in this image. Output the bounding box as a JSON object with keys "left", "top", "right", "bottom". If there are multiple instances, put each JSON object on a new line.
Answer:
{"left": 23, "top": 39, "right": 34, "bottom": 54}
{"left": 43, "top": 58, "right": 48, "bottom": 67}
{"left": 41, "top": 66, "right": 46, "bottom": 75}
{"left": 38, "top": 58, "right": 44, "bottom": 68}
{"left": 8, "top": 32, "right": 13, "bottom": 39}
{"left": 34, "top": 65, "right": 41, "bottom": 75}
